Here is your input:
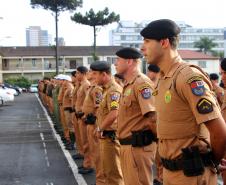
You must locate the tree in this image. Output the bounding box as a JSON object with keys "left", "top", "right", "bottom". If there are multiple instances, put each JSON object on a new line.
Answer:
{"left": 194, "top": 36, "right": 218, "bottom": 54}
{"left": 5, "top": 76, "right": 31, "bottom": 88}
{"left": 71, "top": 8, "right": 120, "bottom": 61}
{"left": 30, "top": 0, "right": 83, "bottom": 74}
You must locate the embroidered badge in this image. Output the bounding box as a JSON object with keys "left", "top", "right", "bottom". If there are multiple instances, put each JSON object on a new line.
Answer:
{"left": 140, "top": 87, "right": 151, "bottom": 99}
{"left": 190, "top": 80, "right": 205, "bottom": 96}
{"left": 110, "top": 101, "right": 119, "bottom": 109}
{"left": 124, "top": 88, "right": 132, "bottom": 96}
{"left": 164, "top": 90, "right": 171, "bottom": 103}
{"left": 187, "top": 76, "right": 203, "bottom": 84}
{"left": 110, "top": 94, "right": 119, "bottom": 101}
{"left": 196, "top": 98, "right": 213, "bottom": 114}
{"left": 95, "top": 92, "right": 102, "bottom": 104}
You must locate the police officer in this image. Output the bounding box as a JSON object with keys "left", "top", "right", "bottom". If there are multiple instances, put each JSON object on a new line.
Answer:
{"left": 90, "top": 61, "right": 124, "bottom": 185}
{"left": 141, "top": 19, "right": 226, "bottom": 185}
{"left": 115, "top": 47, "right": 157, "bottom": 185}
{"left": 75, "top": 66, "right": 93, "bottom": 174}
{"left": 146, "top": 64, "right": 162, "bottom": 185}
{"left": 147, "top": 64, "right": 160, "bottom": 85}
{"left": 62, "top": 75, "right": 75, "bottom": 150}
{"left": 209, "top": 73, "right": 224, "bottom": 106}
{"left": 82, "top": 70, "right": 106, "bottom": 185}
{"left": 219, "top": 58, "right": 226, "bottom": 185}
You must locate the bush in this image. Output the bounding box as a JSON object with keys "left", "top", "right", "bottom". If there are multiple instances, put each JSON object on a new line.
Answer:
{"left": 5, "top": 76, "right": 32, "bottom": 88}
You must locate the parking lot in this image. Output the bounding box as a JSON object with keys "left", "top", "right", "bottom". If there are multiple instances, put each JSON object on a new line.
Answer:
{"left": 0, "top": 93, "right": 95, "bottom": 185}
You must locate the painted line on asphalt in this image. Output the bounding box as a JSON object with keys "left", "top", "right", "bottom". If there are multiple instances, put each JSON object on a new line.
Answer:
{"left": 40, "top": 132, "right": 51, "bottom": 167}
{"left": 36, "top": 94, "right": 88, "bottom": 185}
{"left": 38, "top": 122, "right": 41, "bottom": 128}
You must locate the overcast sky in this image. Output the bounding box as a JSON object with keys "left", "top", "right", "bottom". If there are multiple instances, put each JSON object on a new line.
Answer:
{"left": 0, "top": 0, "right": 226, "bottom": 46}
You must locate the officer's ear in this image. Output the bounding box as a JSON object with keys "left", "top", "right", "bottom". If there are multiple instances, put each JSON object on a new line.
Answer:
{"left": 159, "top": 38, "right": 170, "bottom": 49}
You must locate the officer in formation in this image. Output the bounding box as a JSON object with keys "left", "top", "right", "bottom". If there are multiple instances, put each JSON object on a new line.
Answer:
{"left": 90, "top": 61, "right": 124, "bottom": 185}
{"left": 141, "top": 19, "right": 226, "bottom": 185}
{"left": 114, "top": 47, "right": 157, "bottom": 185}
{"left": 209, "top": 73, "right": 224, "bottom": 106}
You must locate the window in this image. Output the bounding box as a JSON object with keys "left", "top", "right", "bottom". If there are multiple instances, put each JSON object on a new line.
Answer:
{"left": 198, "top": 61, "right": 207, "bottom": 68}
{"left": 32, "top": 59, "right": 36, "bottom": 67}
{"left": 88, "top": 57, "right": 94, "bottom": 64}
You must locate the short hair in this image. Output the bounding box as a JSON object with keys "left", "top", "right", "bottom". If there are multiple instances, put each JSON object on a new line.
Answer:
{"left": 221, "top": 58, "right": 226, "bottom": 71}
{"left": 209, "top": 73, "right": 219, "bottom": 80}
{"left": 148, "top": 64, "right": 160, "bottom": 73}
{"left": 71, "top": 70, "right": 76, "bottom": 77}
{"left": 77, "top": 66, "right": 88, "bottom": 74}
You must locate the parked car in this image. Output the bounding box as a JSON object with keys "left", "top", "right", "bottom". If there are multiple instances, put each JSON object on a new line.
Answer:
{"left": 29, "top": 84, "right": 38, "bottom": 93}
{"left": 0, "top": 96, "right": 3, "bottom": 106}
{"left": 3, "top": 83, "right": 21, "bottom": 95}
{"left": 0, "top": 86, "right": 14, "bottom": 102}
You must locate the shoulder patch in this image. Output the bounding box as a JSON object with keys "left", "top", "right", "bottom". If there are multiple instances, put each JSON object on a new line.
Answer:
{"left": 95, "top": 92, "right": 103, "bottom": 104}
{"left": 190, "top": 80, "right": 205, "bottom": 96}
{"left": 196, "top": 98, "right": 213, "bottom": 114}
{"left": 110, "top": 93, "right": 120, "bottom": 101}
{"left": 139, "top": 86, "right": 151, "bottom": 99}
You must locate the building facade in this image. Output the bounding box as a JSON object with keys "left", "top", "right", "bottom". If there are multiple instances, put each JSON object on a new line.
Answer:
{"left": 0, "top": 46, "right": 219, "bottom": 83}
{"left": 26, "top": 26, "right": 52, "bottom": 46}
{"left": 109, "top": 21, "right": 226, "bottom": 53}
{"left": 0, "top": 46, "right": 123, "bottom": 82}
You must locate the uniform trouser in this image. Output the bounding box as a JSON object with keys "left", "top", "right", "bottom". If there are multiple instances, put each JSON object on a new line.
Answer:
{"left": 49, "top": 97, "right": 54, "bottom": 114}
{"left": 155, "top": 147, "right": 163, "bottom": 182}
{"left": 64, "top": 110, "right": 73, "bottom": 133}
{"left": 72, "top": 114, "right": 83, "bottom": 155}
{"left": 87, "top": 125, "right": 106, "bottom": 185}
{"left": 78, "top": 119, "right": 92, "bottom": 168}
{"left": 100, "top": 138, "right": 124, "bottom": 185}
{"left": 163, "top": 167, "right": 217, "bottom": 185}
{"left": 120, "top": 143, "right": 156, "bottom": 185}
{"left": 59, "top": 106, "right": 69, "bottom": 140}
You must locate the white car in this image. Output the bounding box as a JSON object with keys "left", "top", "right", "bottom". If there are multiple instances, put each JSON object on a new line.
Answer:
{"left": 0, "top": 86, "right": 15, "bottom": 102}
{"left": 0, "top": 96, "right": 3, "bottom": 105}
{"left": 29, "top": 84, "right": 38, "bottom": 93}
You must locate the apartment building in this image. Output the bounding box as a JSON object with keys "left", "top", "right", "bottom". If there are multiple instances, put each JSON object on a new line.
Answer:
{"left": 110, "top": 21, "right": 226, "bottom": 53}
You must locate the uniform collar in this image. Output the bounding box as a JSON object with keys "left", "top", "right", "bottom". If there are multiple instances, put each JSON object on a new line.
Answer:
{"left": 124, "top": 71, "right": 140, "bottom": 86}
{"left": 160, "top": 56, "right": 183, "bottom": 79}
{"left": 103, "top": 77, "right": 114, "bottom": 89}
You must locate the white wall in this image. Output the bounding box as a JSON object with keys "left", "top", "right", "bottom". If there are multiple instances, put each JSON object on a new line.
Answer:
{"left": 186, "top": 59, "right": 220, "bottom": 75}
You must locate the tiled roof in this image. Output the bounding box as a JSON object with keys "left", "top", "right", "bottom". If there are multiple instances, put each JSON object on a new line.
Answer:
{"left": 0, "top": 46, "right": 219, "bottom": 60}
{"left": 178, "top": 50, "right": 219, "bottom": 60}
{"left": 0, "top": 46, "right": 123, "bottom": 57}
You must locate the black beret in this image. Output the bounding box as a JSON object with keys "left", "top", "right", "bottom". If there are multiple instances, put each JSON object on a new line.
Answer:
{"left": 140, "top": 19, "right": 180, "bottom": 40}
{"left": 116, "top": 47, "right": 142, "bottom": 59}
{"left": 77, "top": 66, "right": 88, "bottom": 74}
{"left": 209, "top": 73, "right": 219, "bottom": 80}
{"left": 71, "top": 70, "right": 76, "bottom": 76}
{"left": 90, "top": 61, "right": 111, "bottom": 72}
{"left": 148, "top": 64, "right": 160, "bottom": 73}
{"left": 221, "top": 58, "right": 226, "bottom": 71}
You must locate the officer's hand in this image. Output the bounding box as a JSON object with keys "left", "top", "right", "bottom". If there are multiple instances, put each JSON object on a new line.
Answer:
{"left": 219, "top": 158, "right": 226, "bottom": 172}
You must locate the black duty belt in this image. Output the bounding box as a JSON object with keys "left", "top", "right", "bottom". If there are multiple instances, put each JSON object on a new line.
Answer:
{"left": 64, "top": 107, "right": 73, "bottom": 112}
{"left": 161, "top": 152, "right": 213, "bottom": 171}
{"left": 119, "top": 136, "right": 132, "bottom": 145}
{"left": 102, "top": 130, "right": 115, "bottom": 138}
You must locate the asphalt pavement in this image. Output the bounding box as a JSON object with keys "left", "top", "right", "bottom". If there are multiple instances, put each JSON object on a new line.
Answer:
{"left": 0, "top": 93, "right": 95, "bottom": 185}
